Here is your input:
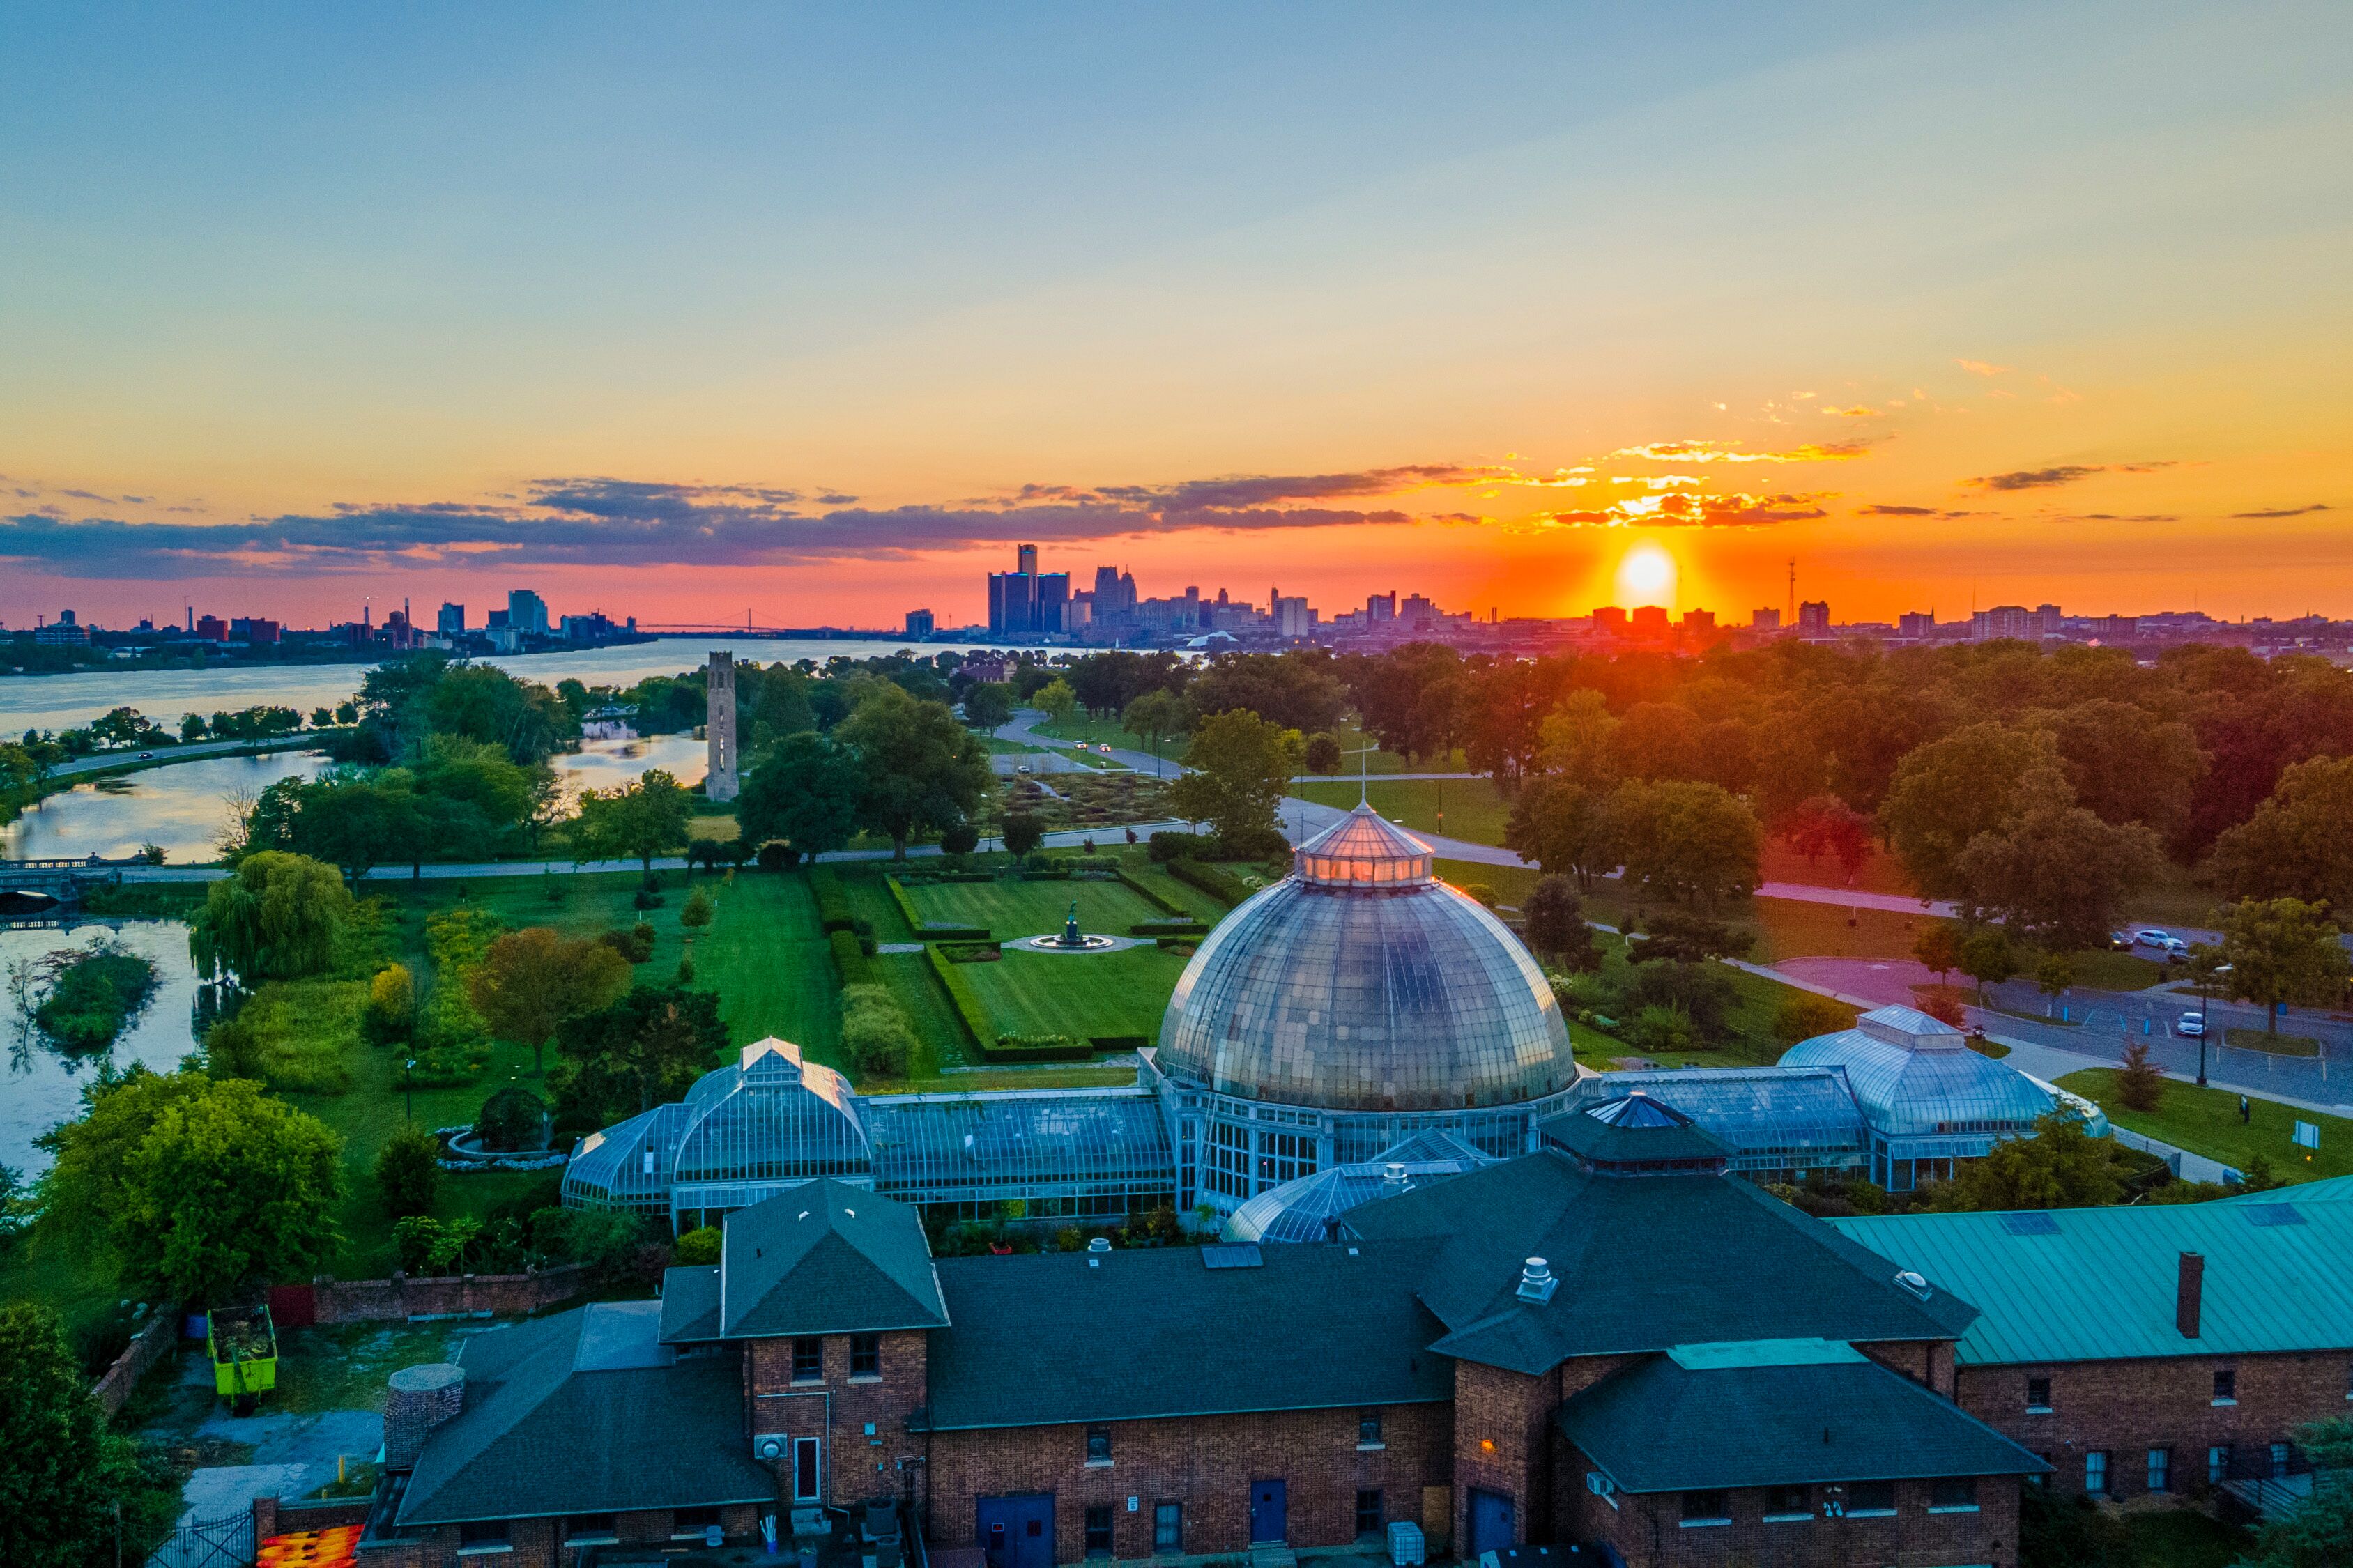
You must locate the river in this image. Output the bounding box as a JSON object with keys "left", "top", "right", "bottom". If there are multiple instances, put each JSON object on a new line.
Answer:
{"left": 0, "top": 920, "right": 208, "bottom": 1174}
{"left": 0, "top": 636, "right": 1040, "bottom": 737}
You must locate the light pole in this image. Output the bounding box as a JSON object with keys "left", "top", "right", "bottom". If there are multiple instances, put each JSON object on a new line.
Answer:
{"left": 2195, "top": 963, "right": 2231, "bottom": 1087}
{"left": 404, "top": 1059, "right": 417, "bottom": 1123}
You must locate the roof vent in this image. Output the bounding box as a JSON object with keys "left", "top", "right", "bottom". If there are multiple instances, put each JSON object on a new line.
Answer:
{"left": 1087, "top": 1237, "right": 1112, "bottom": 1253}
{"left": 1382, "top": 1162, "right": 1410, "bottom": 1192}
{"left": 1892, "top": 1270, "right": 1933, "bottom": 1301}
{"left": 1517, "top": 1256, "right": 1558, "bottom": 1305}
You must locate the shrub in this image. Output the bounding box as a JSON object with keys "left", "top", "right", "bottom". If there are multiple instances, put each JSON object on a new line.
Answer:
{"left": 810, "top": 866, "right": 857, "bottom": 932}
{"left": 1168, "top": 858, "right": 1253, "bottom": 907}
{"left": 1155, "top": 938, "right": 1197, "bottom": 955}
{"left": 840, "top": 983, "right": 916, "bottom": 1079}
{"left": 1113, "top": 868, "right": 1189, "bottom": 916}
{"left": 393, "top": 1213, "right": 480, "bottom": 1275}
{"left": 199, "top": 1010, "right": 268, "bottom": 1079}
{"left": 983, "top": 1034, "right": 1093, "bottom": 1063}
{"left": 2117, "top": 1040, "right": 2165, "bottom": 1112}
{"left": 1213, "top": 825, "right": 1290, "bottom": 862}
{"left": 673, "top": 1226, "right": 723, "bottom": 1266}
{"left": 475, "top": 1085, "right": 548, "bottom": 1152}
{"left": 1914, "top": 985, "right": 1969, "bottom": 1027}
{"left": 830, "top": 928, "right": 873, "bottom": 987}
{"left": 1625, "top": 1003, "right": 1698, "bottom": 1054}
{"left": 756, "top": 840, "right": 797, "bottom": 871}
{"left": 681, "top": 888, "right": 714, "bottom": 930}
{"left": 939, "top": 821, "right": 979, "bottom": 856}
{"left": 1462, "top": 882, "right": 1499, "bottom": 909}
{"left": 374, "top": 1124, "right": 443, "bottom": 1220}
{"left": 1772, "top": 992, "right": 1855, "bottom": 1046}
{"left": 1002, "top": 812, "right": 1045, "bottom": 857}
{"left": 360, "top": 963, "right": 415, "bottom": 1045}
{"left": 599, "top": 924, "right": 656, "bottom": 964}
{"left": 941, "top": 943, "right": 1002, "bottom": 963}
{"left": 1149, "top": 829, "right": 1213, "bottom": 863}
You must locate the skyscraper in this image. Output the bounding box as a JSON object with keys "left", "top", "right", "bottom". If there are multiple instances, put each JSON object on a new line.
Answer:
{"left": 705, "top": 651, "right": 738, "bottom": 804}
{"left": 1016, "top": 544, "right": 1038, "bottom": 578}
{"left": 1797, "top": 599, "right": 1831, "bottom": 636}
{"left": 508, "top": 589, "right": 551, "bottom": 637}
{"left": 437, "top": 602, "right": 466, "bottom": 637}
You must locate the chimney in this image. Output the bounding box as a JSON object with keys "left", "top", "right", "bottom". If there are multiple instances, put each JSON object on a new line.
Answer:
{"left": 384, "top": 1362, "right": 466, "bottom": 1470}
{"left": 1382, "top": 1162, "right": 1410, "bottom": 1193}
{"left": 2177, "top": 1252, "right": 2205, "bottom": 1339}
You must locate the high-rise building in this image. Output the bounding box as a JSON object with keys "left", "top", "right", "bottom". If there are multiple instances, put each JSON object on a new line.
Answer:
{"left": 1273, "top": 596, "right": 1312, "bottom": 637}
{"left": 1630, "top": 605, "right": 1670, "bottom": 636}
{"left": 1751, "top": 607, "right": 1781, "bottom": 631}
{"left": 1035, "top": 572, "right": 1069, "bottom": 634}
{"left": 36, "top": 610, "right": 89, "bottom": 646}
{"left": 508, "top": 590, "right": 551, "bottom": 638}
{"left": 705, "top": 651, "right": 738, "bottom": 804}
{"left": 1367, "top": 591, "right": 1397, "bottom": 623}
{"left": 1400, "top": 594, "right": 1439, "bottom": 629}
{"left": 1091, "top": 566, "right": 1137, "bottom": 623}
{"left": 438, "top": 603, "right": 466, "bottom": 636}
{"left": 987, "top": 569, "right": 1034, "bottom": 636}
{"left": 2037, "top": 603, "right": 2063, "bottom": 636}
{"left": 196, "top": 613, "right": 229, "bottom": 642}
{"left": 905, "top": 608, "right": 935, "bottom": 638}
{"left": 2097, "top": 614, "right": 2138, "bottom": 640}
{"left": 1681, "top": 608, "right": 1716, "bottom": 636}
{"left": 1016, "top": 544, "right": 1038, "bottom": 578}
{"left": 1899, "top": 612, "right": 1936, "bottom": 639}
{"left": 1972, "top": 605, "right": 2034, "bottom": 641}
{"left": 1798, "top": 600, "right": 1831, "bottom": 636}
{"left": 1591, "top": 606, "right": 1628, "bottom": 635}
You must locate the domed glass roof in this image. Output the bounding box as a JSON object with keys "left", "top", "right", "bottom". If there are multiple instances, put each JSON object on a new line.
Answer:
{"left": 1156, "top": 805, "right": 1574, "bottom": 1112}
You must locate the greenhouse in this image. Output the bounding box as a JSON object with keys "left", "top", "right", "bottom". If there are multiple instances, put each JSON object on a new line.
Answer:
{"left": 1224, "top": 1130, "right": 1494, "bottom": 1243}
{"left": 1561, "top": 1066, "right": 1868, "bottom": 1181}
{"left": 863, "top": 1087, "right": 1175, "bottom": 1221}
{"left": 1779, "top": 1004, "right": 2057, "bottom": 1190}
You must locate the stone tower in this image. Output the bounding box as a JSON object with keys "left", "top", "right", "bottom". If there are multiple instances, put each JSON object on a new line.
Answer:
{"left": 705, "top": 650, "right": 739, "bottom": 803}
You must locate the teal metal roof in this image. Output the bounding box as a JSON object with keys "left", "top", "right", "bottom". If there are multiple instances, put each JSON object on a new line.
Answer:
{"left": 2221, "top": 1172, "right": 2353, "bottom": 1205}
{"left": 1556, "top": 1350, "right": 2048, "bottom": 1493}
{"left": 1832, "top": 1198, "right": 2353, "bottom": 1365}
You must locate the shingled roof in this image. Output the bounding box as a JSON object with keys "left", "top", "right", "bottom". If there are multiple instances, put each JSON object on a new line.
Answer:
{"left": 1557, "top": 1340, "right": 2048, "bottom": 1493}
{"left": 922, "top": 1238, "right": 1453, "bottom": 1430}
{"left": 398, "top": 1302, "right": 773, "bottom": 1526}
{"left": 1342, "top": 1149, "right": 1977, "bottom": 1374}
{"left": 690, "top": 1178, "right": 948, "bottom": 1341}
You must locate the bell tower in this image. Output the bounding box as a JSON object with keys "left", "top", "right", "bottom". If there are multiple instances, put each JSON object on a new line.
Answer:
{"left": 706, "top": 650, "right": 739, "bottom": 803}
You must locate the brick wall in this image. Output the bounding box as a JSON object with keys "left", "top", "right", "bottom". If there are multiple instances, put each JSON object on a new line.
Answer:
{"left": 1858, "top": 1337, "right": 1955, "bottom": 1399}
{"left": 1454, "top": 1353, "right": 1634, "bottom": 1551}
{"left": 292, "top": 1503, "right": 766, "bottom": 1568}
{"left": 91, "top": 1308, "right": 178, "bottom": 1417}
{"left": 308, "top": 1263, "right": 590, "bottom": 1324}
{"left": 1564, "top": 1470, "right": 2021, "bottom": 1568}
{"left": 746, "top": 1328, "right": 930, "bottom": 1507}
{"left": 925, "top": 1401, "right": 1452, "bottom": 1562}
{"left": 1955, "top": 1350, "right": 2353, "bottom": 1500}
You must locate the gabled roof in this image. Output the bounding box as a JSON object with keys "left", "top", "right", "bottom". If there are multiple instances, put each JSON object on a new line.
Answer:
{"left": 701, "top": 1178, "right": 949, "bottom": 1340}
{"left": 659, "top": 1264, "right": 721, "bottom": 1344}
{"left": 1557, "top": 1343, "right": 2048, "bottom": 1493}
{"left": 1342, "top": 1151, "right": 1975, "bottom": 1374}
{"left": 398, "top": 1302, "right": 773, "bottom": 1526}
{"left": 922, "top": 1238, "right": 1453, "bottom": 1430}
{"left": 1538, "top": 1093, "right": 1733, "bottom": 1169}
{"left": 1832, "top": 1196, "right": 2353, "bottom": 1365}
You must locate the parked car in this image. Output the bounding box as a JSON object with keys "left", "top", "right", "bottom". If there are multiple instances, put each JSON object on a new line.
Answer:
{"left": 2177, "top": 1015, "right": 2207, "bottom": 1038}
{"left": 2133, "top": 929, "right": 2190, "bottom": 956}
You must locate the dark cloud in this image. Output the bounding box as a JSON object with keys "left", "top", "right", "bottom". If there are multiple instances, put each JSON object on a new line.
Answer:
{"left": 1970, "top": 461, "right": 2175, "bottom": 491}
{"left": 2062, "top": 513, "right": 2179, "bottom": 523}
{"left": 0, "top": 466, "right": 1457, "bottom": 580}
{"left": 2230, "top": 502, "right": 2331, "bottom": 519}
{"left": 1861, "top": 503, "right": 1979, "bottom": 518}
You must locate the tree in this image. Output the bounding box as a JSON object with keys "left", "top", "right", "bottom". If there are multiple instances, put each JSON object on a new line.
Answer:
{"left": 0, "top": 1302, "right": 179, "bottom": 1568}
{"left": 2210, "top": 754, "right": 2353, "bottom": 909}
{"left": 1878, "top": 723, "right": 2072, "bottom": 900}
{"left": 1931, "top": 1114, "right": 2124, "bottom": 1212}
{"left": 2034, "top": 953, "right": 2076, "bottom": 1007}
{"left": 36, "top": 1070, "right": 344, "bottom": 1302}
{"left": 1773, "top": 992, "right": 1855, "bottom": 1045}
{"left": 1781, "top": 794, "right": 1873, "bottom": 878}
{"left": 739, "top": 731, "right": 862, "bottom": 860}
{"left": 673, "top": 1226, "right": 723, "bottom": 1266}
{"left": 1001, "top": 812, "right": 1045, "bottom": 857}
{"left": 572, "top": 768, "right": 693, "bottom": 875}
{"left": 1604, "top": 778, "right": 1761, "bottom": 909}
{"left": 1167, "top": 709, "right": 1304, "bottom": 845}
{"left": 551, "top": 985, "right": 732, "bottom": 1126}
{"left": 1630, "top": 911, "right": 1754, "bottom": 964}
{"left": 960, "top": 682, "right": 1013, "bottom": 730}
{"left": 292, "top": 776, "right": 427, "bottom": 882}
{"left": 1954, "top": 804, "right": 2162, "bottom": 953}
{"left": 2235, "top": 1416, "right": 2353, "bottom": 1568}
{"left": 468, "top": 927, "right": 634, "bottom": 1071}
{"left": 1182, "top": 652, "right": 1344, "bottom": 735}
{"left": 1535, "top": 689, "right": 1620, "bottom": 784}
{"left": 1303, "top": 731, "right": 1342, "bottom": 777}
{"left": 361, "top": 962, "right": 415, "bottom": 1045}
{"left": 1504, "top": 776, "right": 1618, "bottom": 891}
{"left": 1032, "top": 677, "right": 1080, "bottom": 729}
{"left": 2218, "top": 896, "right": 2352, "bottom": 1036}
{"left": 2116, "top": 1040, "right": 2165, "bottom": 1112}
{"left": 2033, "top": 698, "right": 2205, "bottom": 842}
{"left": 374, "top": 1124, "right": 443, "bottom": 1218}
{"left": 1959, "top": 927, "right": 2017, "bottom": 1001}
{"left": 840, "top": 983, "right": 916, "bottom": 1079}
{"left": 835, "top": 683, "right": 991, "bottom": 858}
{"left": 1121, "top": 688, "right": 1191, "bottom": 776}
{"left": 188, "top": 851, "right": 353, "bottom": 983}
{"left": 681, "top": 887, "right": 714, "bottom": 930}
{"left": 1522, "top": 876, "right": 1598, "bottom": 972}
{"left": 1912, "top": 923, "right": 1963, "bottom": 983}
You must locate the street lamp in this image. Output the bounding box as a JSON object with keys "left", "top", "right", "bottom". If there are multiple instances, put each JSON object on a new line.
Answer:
{"left": 404, "top": 1058, "right": 417, "bottom": 1123}
{"left": 2195, "top": 963, "right": 2232, "bottom": 1087}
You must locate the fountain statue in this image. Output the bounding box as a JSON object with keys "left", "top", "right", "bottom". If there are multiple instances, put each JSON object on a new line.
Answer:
{"left": 1060, "top": 899, "right": 1083, "bottom": 948}
{"left": 1021, "top": 896, "right": 1117, "bottom": 953}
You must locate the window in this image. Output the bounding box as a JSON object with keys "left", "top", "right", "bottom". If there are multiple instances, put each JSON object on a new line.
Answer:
{"left": 563, "top": 1514, "right": 617, "bottom": 1542}
{"left": 2209, "top": 1445, "right": 2232, "bottom": 1486}
{"left": 1087, "top": 1427, "right": 1113, "bottom": 1465}
{"left": 457, "top": 1519, "right": 511, "bottom": 1551}
{"left": 2085, "top": 1452, "right": 2108, "bottom": 1494}
{"left": 1680, "top": 1491, "right": 1729, "bottom": 1526}
{"left": 1153, "top": 1503, "right": 1182, "bottom": 1555}
{"left": 850, "top": 1333, "right": 881, "bottom": 1378}
{"left": 792, "top": 1337, "right": 823, "bottom": 1382}
{"left": 1356, "top": 1490, "right": 1384, "bottom": 1539}
{"left": 1084, "top": 1506, "right": 1114, "bottom": 1558}
{"left": 2271, "top": 1443, "right": 2292, "bottom": 1480}
{"left": 1257, "top": 1130, "right": 1317, "bottom": 1186}
{"left": 2213, "top": 1369, "right": 2237, "bottom": 1404}
{"left": 1931, "top": 1477, "right": 1979, "bottom": 1513}
{"left": 1358, "top": 1411, "right": 1384, "bottom": 1447}
{"left": 1845, "top": 1480, "right": 1895, "bottom": 1516}
{"left": 1763, "top": 1484, "right": 1811, "bottom": 1520}
{"left": 2148, "top": 1449, "right": 2170, "bottom": 1494}
{"left": 1206, "top": 1121, "right": 1252, "bottom": 1199}
{"left": 2025, "top": 1376, "right": 2052, "bottom": 1412}
{"left": 673, "top": 1507, "right": 721, "bottom": 1541}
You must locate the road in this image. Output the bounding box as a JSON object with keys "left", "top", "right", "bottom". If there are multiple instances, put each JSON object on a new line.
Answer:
{"left": 44, "top": 734, "right": 322, "bottom": 780}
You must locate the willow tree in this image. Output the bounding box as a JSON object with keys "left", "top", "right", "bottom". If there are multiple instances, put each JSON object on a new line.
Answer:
{"left": 189, "top": 850, "right": 353, "bottom": 984}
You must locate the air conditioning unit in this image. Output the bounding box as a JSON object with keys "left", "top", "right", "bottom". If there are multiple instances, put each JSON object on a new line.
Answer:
{"left": 755, "top": 1432, "right": 790, "bottom": 1461}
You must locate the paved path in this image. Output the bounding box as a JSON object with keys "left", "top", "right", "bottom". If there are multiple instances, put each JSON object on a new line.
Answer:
{"left": 45, "top": 734, "right": 322, "bottom": 780}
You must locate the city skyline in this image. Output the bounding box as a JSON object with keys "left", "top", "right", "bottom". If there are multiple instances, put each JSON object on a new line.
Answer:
{"left": 3, "top": 3, "right": 2347, "bottom": 626}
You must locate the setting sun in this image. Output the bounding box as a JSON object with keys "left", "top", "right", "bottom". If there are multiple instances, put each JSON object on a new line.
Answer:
{"left": 1616, "top": 541, "right": 1678, "bottom": 608}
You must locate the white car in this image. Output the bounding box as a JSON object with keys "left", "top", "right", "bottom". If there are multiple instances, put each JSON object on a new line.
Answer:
{"left": 2133, "top": 929, "right": 2190, "bottom": 956}
{"left": 2177, "top": 1015, "right": 2207, "bottom": 1038}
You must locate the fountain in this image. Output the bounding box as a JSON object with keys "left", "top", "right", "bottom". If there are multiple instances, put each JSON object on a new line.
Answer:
{"left": 1018, "top": 899, "right": 1120, "bottom": 953}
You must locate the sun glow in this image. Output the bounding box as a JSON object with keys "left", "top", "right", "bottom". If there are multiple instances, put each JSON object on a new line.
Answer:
{"left": 1615, "top": 541, "right": 1678, "bottom": 608}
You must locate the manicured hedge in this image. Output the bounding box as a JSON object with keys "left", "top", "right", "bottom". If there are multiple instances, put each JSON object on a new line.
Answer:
{"left": 810, "top": 866, "right": 858, "bottom": 934}
{"left": 829, "top": 928, "right": 873, "bottom": 987}
{"left": 1155, "top": 937, "right": 1197, "bottom": 955}
{"left": 940, "top": 943, "right": 1003, "bottom": 964}
{"left": 1130, "top": 921, "right": 1209, "bottom": 938}
{"left": 926, "top": 944, "right": 997, "bottom": 1049}
{"left": 1169, "top": 858, "right": 1255, "bottom": 907}
{"left": 981, "top": 1035, "right": 1094, "bottom": 1063}
{"left": 1114, "top": 868, "right": 1190, "bottom": 918}
{"left": 1085, "top": 1034, "right": 1150, "bottom": 1053}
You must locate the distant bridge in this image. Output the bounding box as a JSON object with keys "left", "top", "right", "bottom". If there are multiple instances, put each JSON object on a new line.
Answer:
{"left": 0, "top": 854, "right": 135, "bottom": 916}
{"left": 629, "top": 626, "right": 914, "bottom": 639}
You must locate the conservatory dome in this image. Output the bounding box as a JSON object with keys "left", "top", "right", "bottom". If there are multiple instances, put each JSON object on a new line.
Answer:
{"left": 1156, "top": 804, "right": 1574, "bottom": 1113}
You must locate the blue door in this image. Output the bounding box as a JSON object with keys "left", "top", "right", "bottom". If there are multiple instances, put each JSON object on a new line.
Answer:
{"left": 978, "top": 1495, "right": 1055, "bottom": 1568}
{"left": 1469, "top": 1490, "right": 1515, "bottom": 1559}
{"left": 1250, "top": 1479, "right": 1287, "bottom": 1543}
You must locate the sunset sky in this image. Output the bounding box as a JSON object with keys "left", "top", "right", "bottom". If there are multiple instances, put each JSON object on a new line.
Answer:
{"left": 3, "top": 2, "right": 2348, "bottom": 630}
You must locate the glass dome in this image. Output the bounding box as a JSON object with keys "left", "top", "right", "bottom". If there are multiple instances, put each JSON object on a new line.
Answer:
{"left": 1156, "top": 804, "right": 1574, "bottom": 1112}
{"left": 1779, "top": 1006, "right": 2054, "bottom": 1137}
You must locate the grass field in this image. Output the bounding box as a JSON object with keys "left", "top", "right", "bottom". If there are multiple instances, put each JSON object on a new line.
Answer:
{"left": 900, "top": 876, "right": 1169, "bottom": 937}
{"left": 957, "top": 946, "right": 1192, "bottom": 1042}
{"left": 2057, "top": 1069, "right": 2353, "bottom": 1184}
{"left": 1298, "top": 778, "right": 1512, "bottom": 847}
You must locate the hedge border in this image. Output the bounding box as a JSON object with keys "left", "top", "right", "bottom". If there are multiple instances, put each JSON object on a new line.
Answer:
{"left": 1130, "top": 921, "right": 1209, "bottom": 937}
{"left": 926, "top": 944, "right": 998, "bottom": 1051}
{"left": 1113, "top": 867, "right": 1191, "bottom": 918}
{"left": 829, "top": 928, "right": 872, "bottom": 987}
{"left": 810, "top": 866, "right": 857, "bottom": 934}
{"left": 980, "top": 1038, "right": 1094, "bottom": 1064}
{"left": 884, "top": 874, "right": 994, "bottom": 941}
{"left": 1168, "top": 858, "right": 1255, "bottom": 907}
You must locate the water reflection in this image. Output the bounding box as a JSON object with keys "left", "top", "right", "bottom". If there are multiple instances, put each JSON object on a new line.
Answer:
{"left": 3, "top": 751, "right": 326, "bottom": 865}
{"left": 0, "top": 921, "right": 206, "bottom": 1174}
{"left": 552, "top": 732, "right": 707, "bottom": 799}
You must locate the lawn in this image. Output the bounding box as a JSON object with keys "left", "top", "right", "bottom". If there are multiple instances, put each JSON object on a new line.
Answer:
{"left": 900, "top": 875, "right": 1171, "bottom": 937}
{"left": 2068, "top": 948, "right": 2166, "bottom": 992}
{"left": 1298, "top": 777, "right": 1513, "bottom": 847}
{"left": 956, "top": 947, "right": 1193, "bottom": 1043}
{"left": 2056, "top": 1069, "right": 2353, "bottom": 1184}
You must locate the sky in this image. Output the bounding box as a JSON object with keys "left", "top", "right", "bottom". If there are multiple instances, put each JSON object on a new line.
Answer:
{"left": 2, "top": 1, "right": 2349, "bottom": 631}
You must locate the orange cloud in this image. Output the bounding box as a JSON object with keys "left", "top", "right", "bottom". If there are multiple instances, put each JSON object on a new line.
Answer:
{"left": 1606, "top": 438, "right": 1877, "bottom": 464}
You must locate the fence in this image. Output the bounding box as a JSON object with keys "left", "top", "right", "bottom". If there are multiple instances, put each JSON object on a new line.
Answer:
{"left": 292, "top": 1262, "right": 591, "bottom": 1325}
{"left": 93, "top": 1307, "right": 181, "bottom": 1417}
{"left": 146, "top": 1510, "right": 254, "bottom": 1568}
